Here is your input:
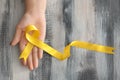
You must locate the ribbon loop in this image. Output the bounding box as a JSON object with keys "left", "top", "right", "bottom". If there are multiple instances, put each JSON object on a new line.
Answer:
{"left": 19, "top": 25, "right": 115, "bottom": 62}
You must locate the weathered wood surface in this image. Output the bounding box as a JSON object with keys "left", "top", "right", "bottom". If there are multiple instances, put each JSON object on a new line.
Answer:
{"left": 0, "top": 0, "right": 120, "bottom": 80}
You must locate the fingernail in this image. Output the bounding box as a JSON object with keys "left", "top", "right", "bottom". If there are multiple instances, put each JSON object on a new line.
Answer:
{"left": 30, "top": 66, "right": 33, "bottom": 71}
{"left": 30, "top": 68, "right": 33, "bottom": 71}
{"left": 10, "top": 41, "right": 12, "bottom": 45}
{"left": 34, "top": 64, "right": 38, "bottom": 69}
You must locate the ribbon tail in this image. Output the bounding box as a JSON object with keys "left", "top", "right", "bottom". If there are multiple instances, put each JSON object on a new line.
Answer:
{"left": 70, "top": 41, "right": 115, "bottom": 54}
{"left": 19, "top": 43, "right": 34, "bottom": 62}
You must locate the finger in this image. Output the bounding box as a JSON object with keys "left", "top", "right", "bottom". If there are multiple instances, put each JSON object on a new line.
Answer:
{"left": 38, "top": 49, "right": 43, "bottom": 59}
{"left": 32, "top": 47, "right": 38, "bottom": 68}
{"left": 11, "top": 27, "right": 22, "bottom": 46}
{"left": 37, "top": 27, "right": 45, "bottom": 59}
{"left": 19, "top": 32, "right": 27, "bottom": 66}
{"left": 27, "top": 53, "right": 33, "bottom": 70}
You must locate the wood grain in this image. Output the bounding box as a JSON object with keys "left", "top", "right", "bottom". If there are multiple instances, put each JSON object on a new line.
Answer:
{"left": 0, "top": 0, "right": 120, "bottom": 80}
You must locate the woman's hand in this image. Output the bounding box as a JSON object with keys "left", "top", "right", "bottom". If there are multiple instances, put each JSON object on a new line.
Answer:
{"left": 11, "top": 11, "right": 46, "bottom": 70}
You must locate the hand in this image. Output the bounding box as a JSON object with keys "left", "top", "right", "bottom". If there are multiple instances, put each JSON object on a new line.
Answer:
{"left": 11, "top": 12, "right": 46, "bottom": 70}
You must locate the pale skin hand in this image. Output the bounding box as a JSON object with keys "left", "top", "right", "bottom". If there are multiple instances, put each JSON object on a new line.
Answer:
{"left": 11, "top": 0, "right": 46, "bottom": 70}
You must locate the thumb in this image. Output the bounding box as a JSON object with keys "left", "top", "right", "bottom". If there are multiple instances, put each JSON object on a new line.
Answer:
{"left": 10, "top": 27, "right": 22, "bottom": 46}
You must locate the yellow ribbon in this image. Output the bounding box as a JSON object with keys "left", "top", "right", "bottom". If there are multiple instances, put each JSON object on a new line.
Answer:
{"left": 19, "top": 25, "right": 115, "bottom": 61}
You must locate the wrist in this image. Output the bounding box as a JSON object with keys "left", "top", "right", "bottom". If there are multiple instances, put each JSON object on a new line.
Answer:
{"left": 25, "top": 0, "right": 46, "bottom": 14}
{"left": 25, "top": 7, "right": 45, "bottom": 15}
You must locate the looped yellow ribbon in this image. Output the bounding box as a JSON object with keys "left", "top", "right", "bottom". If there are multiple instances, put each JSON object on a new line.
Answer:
{"left": 19, "top": 25, "right": 115, "bottom": 61}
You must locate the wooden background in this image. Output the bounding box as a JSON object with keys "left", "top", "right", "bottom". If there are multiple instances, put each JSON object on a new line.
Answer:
{"left": 0, "top": 0, "right": 120, "bottom": 80}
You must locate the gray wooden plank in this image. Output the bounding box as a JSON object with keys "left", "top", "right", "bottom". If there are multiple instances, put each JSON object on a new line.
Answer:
{"left": 114, "top": 21, "right": 120, "bottom": 80}
{"left": 0, "top": 0, "right": 12, "bottom": 80}
{"left": 49, "top": 0, "right": 67, "bottom": 79}
{"left": 95, "top": 0, "right": 120, "bottom": 80}
{"left": 68, "top": 0, "right": 98, "bottom": 80}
